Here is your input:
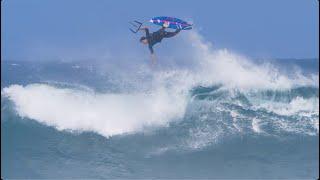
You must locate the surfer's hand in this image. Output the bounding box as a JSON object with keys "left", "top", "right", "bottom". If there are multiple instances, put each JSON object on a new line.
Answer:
{"left": 163, "top": 21, "right": 169, "bottom": 28}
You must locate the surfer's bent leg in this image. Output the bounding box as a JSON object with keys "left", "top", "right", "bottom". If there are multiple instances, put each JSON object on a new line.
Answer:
{"left": 164, "top": 29, "right": 181, "bottom": 38}
{"left": 139, "top": 27, "right": 151, "bottom": 38}
{"left": 144, "top": 28, "right": 150, "bottom": 38}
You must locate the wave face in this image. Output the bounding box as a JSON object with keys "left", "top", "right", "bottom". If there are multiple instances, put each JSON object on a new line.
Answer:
{"left": 1, "top": 31, "right": 319, "bottom": 178}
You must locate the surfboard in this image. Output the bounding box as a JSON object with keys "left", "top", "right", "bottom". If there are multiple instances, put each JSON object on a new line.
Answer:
{"left": 150, "top": 16, "right": 192, "bottom": 30}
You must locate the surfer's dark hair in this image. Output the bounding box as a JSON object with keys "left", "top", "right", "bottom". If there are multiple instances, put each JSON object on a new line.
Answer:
{"left": 140, "top": 36, "right": 147, "bottom": 42}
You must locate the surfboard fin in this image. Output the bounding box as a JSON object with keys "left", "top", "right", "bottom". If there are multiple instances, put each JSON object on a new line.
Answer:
{"left": 129, "top": 21, "right": 143, "bottom": 33}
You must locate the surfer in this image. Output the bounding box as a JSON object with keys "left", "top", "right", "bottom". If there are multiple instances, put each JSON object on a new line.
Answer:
{"left": 130, "top": 17, "right": 192, "bottom": 65}
{"left": 139, "top": 24, "right": 181, "bottom": 64}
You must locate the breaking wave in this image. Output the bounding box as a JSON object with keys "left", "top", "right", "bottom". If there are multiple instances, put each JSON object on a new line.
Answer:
{"left": 1, "top": 31, "right": 318, "bottom": 150}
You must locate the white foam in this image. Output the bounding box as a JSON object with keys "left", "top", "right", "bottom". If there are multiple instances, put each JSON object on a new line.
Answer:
{"left": 2, "top": 83, "right": 187, "bottom": 137}
{"left": 252, "top": 117, "right": 263, "bottom": 133}
{"left": 256, "top": 97, "right": 319, "bottom": 116}
{"left": 181, "top": 31, "right": 318, "bottom": 90}
{"left": 186, "top": 125, "right": 222, "bottom": 149}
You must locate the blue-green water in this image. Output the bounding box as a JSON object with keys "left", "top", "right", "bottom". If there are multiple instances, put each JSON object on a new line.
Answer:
{"left": 1, "top": 57, "right": 319, "bottom": 178}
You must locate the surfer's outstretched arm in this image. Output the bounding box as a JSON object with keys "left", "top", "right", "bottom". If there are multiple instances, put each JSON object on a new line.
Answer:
{"left": 164, "top": 29, "right": 181, "bottom": 38}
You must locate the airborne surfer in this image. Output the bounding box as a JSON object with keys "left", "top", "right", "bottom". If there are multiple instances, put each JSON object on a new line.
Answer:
{"left": 129, "top": 17, "right": 192, "bottom": 65}
{"left": 139, "top": 24, "right": 181, "bottom": 64}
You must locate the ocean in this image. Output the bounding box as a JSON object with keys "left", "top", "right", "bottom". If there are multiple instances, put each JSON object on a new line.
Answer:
{"left": 1, "top": 35, "right": 319, "bottom": 178}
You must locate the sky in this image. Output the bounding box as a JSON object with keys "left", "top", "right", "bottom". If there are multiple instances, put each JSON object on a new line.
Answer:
{"left": 1, "top": 0, "right": 319, "bottom": 61}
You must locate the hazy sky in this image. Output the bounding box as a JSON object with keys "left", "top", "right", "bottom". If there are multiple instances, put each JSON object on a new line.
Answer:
{"left": 1, "top": 0, "right": 319, "bottom": 60}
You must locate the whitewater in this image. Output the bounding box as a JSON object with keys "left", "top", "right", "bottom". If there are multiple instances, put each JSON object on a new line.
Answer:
{"left": 1, "top": 31, "right": 319, "bottom": 178}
